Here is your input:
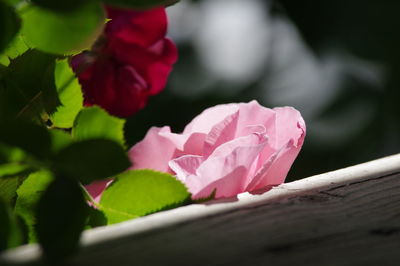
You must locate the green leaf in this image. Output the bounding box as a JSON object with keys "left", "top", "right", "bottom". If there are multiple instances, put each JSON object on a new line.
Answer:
{"left": 0, "top": 119, "right": 51, "bottom": 159}
{"left": 52, "top": 139, "right": 131, "bottom": 184}
{"left": 14, "top": 170, "right": 53, "bottom": 242}
{"left": 20, "top": 2, "right": 105, "bottom": 54}
{"left": 0, "top": 163, "right": 32, "bottom": 178}
{"left": 31, "top": 0, "right": 88, "bottom": 13}
{"left": 85, "top": 206, "right": 107, "bottom": 228}
{"left": 0, "top": 143, "right": 25, "bottom": 162}
{"left": 41, "top": 60, "right": 61, "bottom": 115}
{"left": 0, "top": 35, "right": 30, "bottom": 66}
{"left": 98, "top": 206, "right": 137, "bottom": 225}
{"left": 1, "top": 0, "right": 23, "bottom": 6}
{"left": 0, "top": 198, "right": 24, "bottom": 251}
{"left": 49, "top": 129, "right": 73, "bottom": 153}
{"left": 0, "top": 50, "right": 59, "bottom": 119}
{"left": 0, "top": 35, "right": 29, "bottom": 64}
{"left": 73, "top": 107, "right": 125, "bottom": 146}
{"left": 50, "top": 60, "right": 83, "bottom": 128}
{"left": 0, "top": 144, "right": 38, "bottom": 178}
{"left": 100, "top": 170, "right": 191, "bottom": 224}
{"left": 0, "top": 2, "right": 20, "bottom": 53}
{"left": 100, "top": 0, "right": 179, "bottom": 9}
{"left": 36, "top": 177, "right": 88, "bottom": 261}
{"left": 0, "top": 176, "right": 23, "bottom": 204}
{"left": 0, "top": 53, "right": 8, "bottom": 66}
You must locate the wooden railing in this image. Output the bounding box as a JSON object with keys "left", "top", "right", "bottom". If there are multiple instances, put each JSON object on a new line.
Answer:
{"left": 1, "top": 154, "right": 400, "bottom": 266}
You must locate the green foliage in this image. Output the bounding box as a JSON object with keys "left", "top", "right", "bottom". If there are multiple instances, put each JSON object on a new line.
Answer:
{"left": 101, "top": 0, "right": 179, "bottom": 9}
{"left": 0, "top": 119, "right": 131, "bottom": 259}
{"left": 0, "top": 50, "right": 60, "bottom": 119}
{"left": 0, "top": 1, "right": 20, "bottom": 53}
{"left": 0, "top": 176, "right": 22, "bottom": 204}
{"left": 0, "top": 143, "right": 25, "bottom": 163}
{"left": 0, "top": 198, "right": 25, "bottom": 251}
{"left": 86, "top": 206, "right": 107, "bottom": 228}
{"left": 50, "top": 59, "right": 83, "bottom": 128}
{"left": 1, "top": 0, "right": 23, "bottom": 6}
{"left": 73, "top": 107, "right": 126, "bottom": 146}
{"left": 0, "top": 0, "right": 189, "bottom": 262}
{"left": 36, "top": 177, "right": 88, "bottom": 262}
{"left": 98, "top": 205, "right": 137, "bottom": 225}
{"left": 0, "top": 163, "right": 33, "bottom": 179}
{"left": 0, "top": 35, "right": 30, "bottom": 66}
{"left": 52, "top": 139, "right": 131, "bottom": 184}
{"left": 20, "top": 2, "right": 105, "bottom": 55}
{"left": 31, "top": 0, "right": 87, "bottom": 13}
{"left": 0, "top": 119, "right": 51, "bottom": 159}
{"left": 49, "top": 129, "right": 73, "bottom": 153}
{"left": 14, "top": 170, "right": 53, "bottom": 242}
{"left": 0, "top": 144, "right": 36, "bottom": 179}
{"left": 100, "top": 170, "right": 191, "bottom": 224}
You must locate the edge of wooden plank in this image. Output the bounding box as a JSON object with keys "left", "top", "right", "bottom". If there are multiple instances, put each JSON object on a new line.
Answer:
{"left": 2, "top": 153, "right": 400, "bottom": 264}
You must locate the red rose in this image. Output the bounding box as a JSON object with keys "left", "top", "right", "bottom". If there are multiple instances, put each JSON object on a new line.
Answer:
{"left": 71, "top": 7, "right": 178, "bottom": 117}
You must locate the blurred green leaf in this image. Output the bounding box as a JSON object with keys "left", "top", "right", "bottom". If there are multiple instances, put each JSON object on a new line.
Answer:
{"left": 0, "top": 119, "right": 51, "bottom": 159}
{"left": 101, "top": 0, "right": 179, "bottom": 9}
{"left": 52, "top": 139, "right": 131, "bottom": 184}
{"left": 14, "top": 170, "right": 53, "bottom": 242}
{"left": 0, "top": 145, "right": 18, "bottom": 159}
{"left": 100, "top": 170, "right": 190, "bottom": 224}
{"left": 0, "top": 176, "right": 22, "bottom": 204}
{"left": 50, "top": 60, "right": 83, "bottom": 128}
{"left": 1, "top": 0, "right": 23, "bottom": 6}
{"left": 0, "top": 198, "right": 24, "bottom": 251}
{"left": 0, "top": 163, "right": 33, "bottom": 178}
{"left": 0, "top": 35, "right": 30, "bottom": 66}
{"left": 0, "top": 55, "right": 9, "bottom": 66}
{"left": 49, "top": 129, "right": 73, "bottom": 153}
{"left": 0, "top": 144, "right": 38, "bottom": 178}
{"left": 41, "top": 60, "right": 61, "bottom": 115}
{"left": 73, "top": 107, "right": 125, "bottom": 146}
{"left": 0, "top": 143, "right": 27, "bottom": 164}
{"left": 0, "top": 1, "right": 20, "bottom": 53}
{"left": 0, "top": 50, "right": 59, "bottom": 119}
{"left": 31, "top": 0, "right": 87, "bottom": 12}
{"left": 36, "top": 177, "right": 87, "bottom": 261}
{"left": 20, "top": 2, "right": 105, "bottom": 54}
{"left": 86, "top": 206, "right": 107, "bottom": 228}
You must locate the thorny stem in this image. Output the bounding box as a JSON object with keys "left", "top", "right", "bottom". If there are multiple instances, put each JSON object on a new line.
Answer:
{"left": 16, "top": 90, "right": 43, "bottom": 118}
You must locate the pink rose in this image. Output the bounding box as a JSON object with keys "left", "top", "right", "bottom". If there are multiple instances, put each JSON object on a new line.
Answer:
{"left": 129, "top": 100, "right": 306, "bottom": 199}
{"left": 72, "top": 7, "right": 178, "bottom": 117}
{"left": 86, "top": 101, "right": 305, "bottom": 201}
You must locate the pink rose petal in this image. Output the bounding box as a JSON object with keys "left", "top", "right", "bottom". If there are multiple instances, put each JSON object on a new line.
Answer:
{"left": 129, "top": 127, "right": 176, "bottom": 173}
{"left": 168, "top": 155, "right": 204, "bottom": 182}
{"left": 235, "top": 100, "right": 276, "bottom": 139}
{"left": 183, "top": 104, "right": 239, "bottom": 134}
{"left": 159, "top": 131, "right": 206, "bottom": 156}
{"left": 203, "top": 110, "right": 239, "bottom": 158}
{"left": 85, "top": 179, "right": 112, "bottom": 203}
{"left": 171, "top": 133, "right": 268, "bottom": 199}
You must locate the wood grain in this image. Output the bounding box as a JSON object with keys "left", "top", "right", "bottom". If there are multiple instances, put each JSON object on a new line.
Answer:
{"left": 1, "top": 154, "right": 400, "bottom": 266}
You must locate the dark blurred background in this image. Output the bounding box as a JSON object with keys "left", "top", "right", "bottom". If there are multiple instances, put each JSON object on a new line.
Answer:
{"left": 125, "top": 0, "right": 400, "bottom": 181}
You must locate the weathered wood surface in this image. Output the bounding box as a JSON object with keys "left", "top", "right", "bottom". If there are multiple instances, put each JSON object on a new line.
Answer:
{"left": 2, "top": 154, "right": 400, "bottom": 266}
